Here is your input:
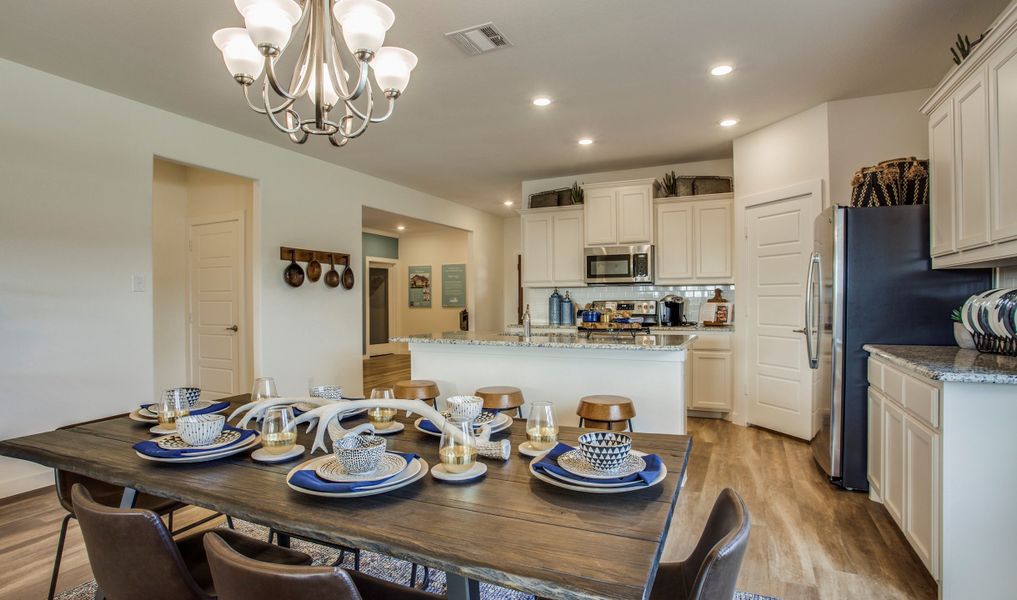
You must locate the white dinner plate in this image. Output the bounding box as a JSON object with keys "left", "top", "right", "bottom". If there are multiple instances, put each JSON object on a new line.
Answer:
{"left": 412, "top": 412, "right": 512, "bottom": 438}
{"left": 556, "top": 450, "right": 646, "bottom": 480}
{"left": 135, "top": 433, "right": 260, "bottom": 463}
{"left": 129, "top": 409, "right": 158, "bottom": 424}
{"left": 286, "top": 455, "right": 427, "bottom": 498}
{"left": 315, "top": 452, "right": 408, "bottom": 483}
{"left": 545, "top": 450, "right": 651, "bottom": 488}
{"left": 528, "top": 452, "right": 666, "bottom": 494}
{"left": 155, "top": 429, "right": 242, "bottom": 451}
{"left": 431, "top": 461, "right": 487, "bottom": 482}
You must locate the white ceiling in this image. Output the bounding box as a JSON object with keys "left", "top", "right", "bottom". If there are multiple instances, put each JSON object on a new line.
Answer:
{"left": 0, "top": 0, "right": 1006, "bottom": 213}
{"left": 362, "top": 206, "right": 458, "bottom": 236}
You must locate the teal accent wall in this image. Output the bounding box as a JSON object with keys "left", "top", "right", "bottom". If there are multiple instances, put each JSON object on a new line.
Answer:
{"left": 362, "top": 233, "right": 399, "bottom": 354}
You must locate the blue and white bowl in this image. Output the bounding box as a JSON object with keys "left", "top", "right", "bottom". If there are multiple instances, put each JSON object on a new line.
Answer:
{"left": 310, "top": 385, "right": 343, "bottom": 401}
{"left": 445, "top": 396, "right": 484, "bottom": 421}
{"left": 176, "top": 414, "right": 226, "bottom": 446}
{"left": 334, "top": 434, "right": 386, "bottom": 475}
{"left": 165, "top": 387, "right": 202, "bottom": 408}
{"left": 578, "top": 431, "right": 632, "bottom": 472}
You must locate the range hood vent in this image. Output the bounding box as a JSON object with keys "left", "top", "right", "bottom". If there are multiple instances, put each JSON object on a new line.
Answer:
{"left": 445, "top": 22, "right": 512, "bottom": 56}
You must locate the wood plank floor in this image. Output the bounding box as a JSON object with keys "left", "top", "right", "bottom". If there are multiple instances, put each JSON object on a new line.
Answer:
{"left": 0, "top": 354, "right": 936, "bottom": 600}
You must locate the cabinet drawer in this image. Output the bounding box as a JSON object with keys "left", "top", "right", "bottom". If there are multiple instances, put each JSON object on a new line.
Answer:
{"left": 867, "top": 357, "right": 884, "bottom": 391}
{"left": 882, "top": 365, "right": 905, "bottom": 406}
{"left": 692, "top": 334, "right": 732, "bottom": 351}
{"left": 904, "top": 376, "right": 941, "bottom": 429}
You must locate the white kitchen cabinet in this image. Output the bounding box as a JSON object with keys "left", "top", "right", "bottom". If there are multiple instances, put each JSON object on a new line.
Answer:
{"left": 867, "top": 387, "right": 883, "bottom": 500}
{"left": 520, "top": 207, "right": 585, "bottom": 288}
{"left": 881, "top": 397, "right": 906, "bottom": 527}
{"left": 904, "top": 413, "right": 940, "bottom": 579}
{"left": 686, "top": 332, "right": 733, "bottom": 413}
{"left": 656, "top": 195, "right": 734, "bottom": 284}
{"left": 582, "top": 179, "right": 654, "bottom": 246}
{"left": 922, "top": 2, "right": 1017, "bottom": 267}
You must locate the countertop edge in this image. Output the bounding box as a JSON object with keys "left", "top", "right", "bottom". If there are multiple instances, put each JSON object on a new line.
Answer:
{"left": 391, "top": 334, "right": 697, "bottom": 352}
{"left": 863, "top": 344, "right": 1017, "bottom": 385}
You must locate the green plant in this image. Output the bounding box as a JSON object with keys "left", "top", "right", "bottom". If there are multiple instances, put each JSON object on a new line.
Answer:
{"left": 570, "top": 181, "right": 584, "bottom": 204}
{"left": 951, "top": 31, "right": 988, "bottom": 65}
{"left": 657, "top": 170, "right": 679, "bottom": 197}
{"left": 951, "top": 306, "right": 963, "bottom": 323}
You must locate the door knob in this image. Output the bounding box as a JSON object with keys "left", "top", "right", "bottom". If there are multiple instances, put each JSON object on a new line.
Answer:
{"left": 792, "top": 328, "right": 807, "bottom": 335}
{"left": 226, "top": 325, "right": 239, "bottom": 332}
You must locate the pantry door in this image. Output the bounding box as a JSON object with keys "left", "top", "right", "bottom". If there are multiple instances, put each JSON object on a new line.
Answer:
{"left": 744, "top": 181, "right": 821, "bottom": 440}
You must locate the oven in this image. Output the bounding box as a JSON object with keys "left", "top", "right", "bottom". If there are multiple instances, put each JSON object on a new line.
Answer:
{"left": 584, "top": 245, "right": 653, "bottom": 284}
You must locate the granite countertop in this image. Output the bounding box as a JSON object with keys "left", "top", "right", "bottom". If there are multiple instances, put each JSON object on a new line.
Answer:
{"left": 392, "top": 331, "right": 697, "bottom": 352}
{"left": 505, "top": 323, "right": 734, "bottom": 333}
{"left": 864, "top": 344, "right": 1017, "bottom": 385}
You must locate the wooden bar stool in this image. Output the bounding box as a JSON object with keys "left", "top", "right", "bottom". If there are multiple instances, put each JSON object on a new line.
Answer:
{"left": 393, "top": 380, "right": 440, "bottom": 407}
{"left": 577, "top": 395, "right": 636, "bottom": 432}
{"left": 474, "top": 386, "right": 525, "bottom": 417}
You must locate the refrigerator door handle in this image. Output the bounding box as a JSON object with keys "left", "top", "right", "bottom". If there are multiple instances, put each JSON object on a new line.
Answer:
{"left": 802, "top": 252, "right": 819, "bottom": 369}
{"left": 812, "top": 252, "right": 823, "bottom": 370}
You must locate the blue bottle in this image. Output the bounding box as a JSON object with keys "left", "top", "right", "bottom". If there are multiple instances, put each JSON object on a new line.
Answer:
{"left": 548, "top": 288, "right": 562, "bottom": 325}
{"left": 561, "top": 291, "right": 574, "bottom": 326}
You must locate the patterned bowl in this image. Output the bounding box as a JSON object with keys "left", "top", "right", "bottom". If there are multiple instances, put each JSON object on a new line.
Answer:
{"left": 176, "top": 414, "right": 226, "bottom": 446}
{"left": 578, "top": 431, "right": 632, "bottom": 472}
{"left": 165, "top": 387, "right": 202, "bottom": 408}
{"left": 309, "top": 385, "right": 343, "bottom": 401}
{"left": 333, "top": 434, "right": 386, "bottom": 475}
{"left": 445, "top": 396, "right": 484, "bottom": 422}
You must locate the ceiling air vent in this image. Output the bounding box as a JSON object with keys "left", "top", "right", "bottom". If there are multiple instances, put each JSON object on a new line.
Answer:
{"left": 445, "top": 22, "right": 512, "bottom": 56}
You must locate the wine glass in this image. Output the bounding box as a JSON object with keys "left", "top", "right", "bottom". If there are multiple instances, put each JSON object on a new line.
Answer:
{"left": 526, "top": 401, "right": 558, "bottom": 451}
{"left": 158, "top": 389, "right": 190, "bottom": 428}
{"left": 439, "top": 416, "right": 477, "bottom": 474}
{"left": 368, "top": 387, "right": 397, "bottom": 430}
{"left": 252, "top": 377, "right": 279, "bottom": 403}
{"left": 261, "top": 406, "right": 296, "bottom": 455}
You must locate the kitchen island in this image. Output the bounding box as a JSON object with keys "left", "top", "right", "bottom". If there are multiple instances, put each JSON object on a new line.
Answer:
{"left": 390, "top": 331, "right": 697, "bottom": 434}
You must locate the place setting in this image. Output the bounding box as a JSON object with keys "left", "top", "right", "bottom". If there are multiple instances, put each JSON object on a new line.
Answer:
{"left": 413, "top": 395, "right": 512, "bottom": 437}
{"left": 286, "top": 424, "right": 428, "bottom": 498}
{"left": 133, "top": 413, "right": 260, "bottom": 464}
{"left": 128, "top": 387, "right": 230, "bottom": 429}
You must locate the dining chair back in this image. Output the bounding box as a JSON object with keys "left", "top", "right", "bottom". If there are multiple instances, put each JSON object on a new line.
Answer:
{"left": 204, "top": 532, "right": 443, "bottom": 600}
{"left": 70, "top": 484, "right": 210, "bottom": 600}
{"left": 650, "top": 488, "right": 750, "bottom": 600}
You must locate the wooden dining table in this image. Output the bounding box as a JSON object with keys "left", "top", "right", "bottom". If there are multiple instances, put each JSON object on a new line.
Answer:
{"left": 0, "top": 394, "right": 692, "bottom": 600}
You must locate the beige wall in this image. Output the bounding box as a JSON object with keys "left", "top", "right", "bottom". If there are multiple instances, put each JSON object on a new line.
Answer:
{"left": 152, "top": 160, "right": 255, "bottom": 398}
{"left": 520, "top": 158, "right": 734, "bottom": 202}
{"left": 398, "top": 229, "right": 470, "bottom": 335}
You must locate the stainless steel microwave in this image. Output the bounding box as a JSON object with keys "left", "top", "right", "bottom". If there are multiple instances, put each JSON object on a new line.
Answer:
{"left": 584, "top": 245, "right": 654, "bottom": 284}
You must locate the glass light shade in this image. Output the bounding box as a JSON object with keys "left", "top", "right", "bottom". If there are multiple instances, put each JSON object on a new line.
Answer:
{"left": 371, "top": 47, "right": 417, "bottom": 93}
{"left": 332, "top": 0, "right": 395, "bottom": 54}
{"left": 212, "top": 28, "right": 265, "bottom": 79}
{"left": 307, "top": 64, "right": 340, "bottom": 107}
{"left": 235, "top": 0, "right": 301, "bottom": 50}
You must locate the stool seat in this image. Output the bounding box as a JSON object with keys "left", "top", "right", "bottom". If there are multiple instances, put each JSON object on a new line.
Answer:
{"left": 393, "top": 380, "right": 440, "bottom": 405}
{"left": 577, "top": 395, "right": 636, "bottom": 431}
{"left": 474, "top": 386, "right": 525, "bottom": 415}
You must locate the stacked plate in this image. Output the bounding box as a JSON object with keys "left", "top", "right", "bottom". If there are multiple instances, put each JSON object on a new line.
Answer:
{"left": 529, "top": 442, "right": 667, "bottom": 494}
{"left": 413, "top": 411, "right": 511, "bottom": 437}
{"left": 962, "top": 288, "right": 1017, "bottom": 340}
{"left": 286, "top": 451, "right": 428, "bottom": 498}
{"left": 129, "top": 399, "right": 230, "bottom": 424}
{"left": 133, "top": 426, "right": 260, "bottom": 463}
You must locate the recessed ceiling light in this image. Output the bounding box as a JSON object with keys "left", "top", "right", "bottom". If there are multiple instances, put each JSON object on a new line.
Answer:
{"left": 578, "top": 138, "right": 594, "bottom": 145}
{"left": 503, "top": 200, "right": 514, "bottom": 206}
{"left": 719, "top": 118, "right": 739, "bottom": 127}
{"left": 711, "top": 65, "right": 734, "bottom": 76}
{"left": 532, "top": 97, "right": 552, "bottom": 107}
{"left": 396, "top": 225, "right": 406, "bottom": 231}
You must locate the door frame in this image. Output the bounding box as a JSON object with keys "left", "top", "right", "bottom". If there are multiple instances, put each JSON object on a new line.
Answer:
{"left": 363, "top": 256, "right": 401, "bottom": 357}
{"left": 735, "top": 179, "right": 823, "bottom": 435}
{"left": 186, "top": 210, "right": 248, "bottom": 393}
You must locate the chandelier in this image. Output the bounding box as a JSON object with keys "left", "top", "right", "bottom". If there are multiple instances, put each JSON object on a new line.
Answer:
{"left": 212, "top": 0, "right": 418, "bottom": 146}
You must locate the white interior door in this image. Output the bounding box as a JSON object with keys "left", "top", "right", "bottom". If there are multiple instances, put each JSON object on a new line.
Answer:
{"left": 189, "top": 216, "right": 243, "bottom": 400}
{"left": 744, "top": 182, "right": 820, "bottom": 440}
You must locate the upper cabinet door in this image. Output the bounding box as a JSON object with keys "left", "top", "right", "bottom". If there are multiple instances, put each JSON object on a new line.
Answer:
{"left": 551, "top": 211, "right": 585, "bottom": 285}
{"left": 615, "top": 186, "right": 653, "bottom": 244}
{"left": 955, "top": 70, "right": 991, "bottom": 250}
{"left": 584, "top": 189, "right": 617, "bottom": 246}
{"left": 989, "top": 33, "right": 1017, "bottom": 243}
{"left": 928, "top": 102, "right": 956, "bottom": 257}
{"left": 656, "top": 203, "right": 694, "bottom": 281}
{"left": 695, "top": 200, "right": 734, "bottom": 281}
{"left": 520, "top": 213, "right": 553, "bottom": 287}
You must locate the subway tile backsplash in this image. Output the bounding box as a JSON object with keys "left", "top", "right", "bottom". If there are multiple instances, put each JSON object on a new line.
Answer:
{"left": 522, "top": 284, "right": 735, "bottom": 325}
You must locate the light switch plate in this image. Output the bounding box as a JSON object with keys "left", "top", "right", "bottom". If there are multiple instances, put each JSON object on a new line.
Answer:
{"left": 132, "top": 274, "right": 146, "bottom": 292}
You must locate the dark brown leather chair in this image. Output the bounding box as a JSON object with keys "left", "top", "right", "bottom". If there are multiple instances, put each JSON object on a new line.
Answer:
{"left": 649, "top": 488, "right": 750, "bottom": 600}
{"left": 204, "top": 531, "right": 444, "bottom": 600}
{"left": 49, "top": 470, "right": 184, "bottom": 599}
{"left": 71, "top": 484, "right": 313, "bottom": 600}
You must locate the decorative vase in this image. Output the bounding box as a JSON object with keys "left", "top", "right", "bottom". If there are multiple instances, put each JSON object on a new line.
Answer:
{"left": 954, "top": 322, "right": 976, "bottom": 350}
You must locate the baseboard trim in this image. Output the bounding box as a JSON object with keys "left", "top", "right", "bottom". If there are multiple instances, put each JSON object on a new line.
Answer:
{"left": 0, "top": 467, "right": 53, "bottom": 499}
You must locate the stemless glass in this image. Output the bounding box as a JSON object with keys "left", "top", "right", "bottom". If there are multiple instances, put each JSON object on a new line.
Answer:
{"left": 252, "top": 377, "right": 279, "bottom": 403}
{"left": 439, "top": 416, "right": 477, "bottom": 474}
{"left": 526, "top": 401, "right": 558, "bottom": 451}
{"left": 158, "top": 389, "right": 190, "bottom": 427}
{"left": 367, "top": 387, "right": 398, "bottom": 430}
{"left": 261, "top": 406, "right": 297, "bottom": 455}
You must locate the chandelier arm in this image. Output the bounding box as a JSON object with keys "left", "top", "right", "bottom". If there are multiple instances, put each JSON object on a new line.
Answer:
{"left": 327, "top": 15, "right": 368, "bottom": 102}
{"left": 367, "top": 96, "right": 396, "bottom": 123}
{"left": 243, "top": 84, "right": 297, "bottom": 115}
{"left": 310, "top": 0, "right": 327, "bottom": 129}
{"left": 336, "top": 85, "right": 375, "bottom": 139}
{"left": 263, "top": 82, "right": 305, "bottom": 134}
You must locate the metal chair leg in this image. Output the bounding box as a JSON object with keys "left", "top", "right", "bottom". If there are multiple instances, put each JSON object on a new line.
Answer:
{"left": 421, "top": 565, "right": 430, "bottom": 589}
{"left": 166, "top": 510, "right": 173, "bottom": 532}
{"left": 225, "top": 515, "right": 235, "bottom": 529}
{"left": 410, "top": 563, "right": 418, "bottom": 587}
{"left": 353, "top": 549, "right": 360, "bottom": 571}
{"left": 47, "top": 514, "right": 73, "bottom": 600}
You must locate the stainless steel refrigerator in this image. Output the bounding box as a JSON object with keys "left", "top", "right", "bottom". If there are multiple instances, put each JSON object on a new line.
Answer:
{"left": 808, "top": 205, "right": 990, "bottom": 490}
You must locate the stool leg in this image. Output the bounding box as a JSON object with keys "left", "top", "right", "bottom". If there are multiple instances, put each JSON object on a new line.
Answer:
{"left": 628, "top": 419, "right": 634, "bottom": 432}
{"left": 517, "top": 407, "right": 522, "bottom": 418}
{"left": 578, "top": 417, "right": 584, "bottom": 428}
{"left": 225, "top": 515, "right": 235, "bottom": 529}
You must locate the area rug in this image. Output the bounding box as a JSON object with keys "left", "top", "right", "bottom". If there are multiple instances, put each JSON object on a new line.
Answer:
{"left": 56, "top": 519, "right": 777, "bottom": 600}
